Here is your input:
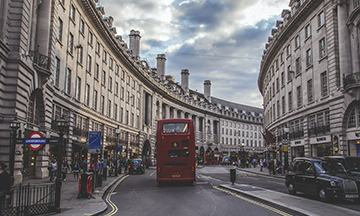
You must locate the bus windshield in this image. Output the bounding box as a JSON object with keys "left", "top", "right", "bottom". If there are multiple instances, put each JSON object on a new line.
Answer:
{"left": 162, "top": 123, "right": 189, "bottom": 134}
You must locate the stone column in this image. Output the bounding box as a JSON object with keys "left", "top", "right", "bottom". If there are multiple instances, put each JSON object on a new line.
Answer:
{"left": 337, "top": 3, "right": 352, "bottom": 78}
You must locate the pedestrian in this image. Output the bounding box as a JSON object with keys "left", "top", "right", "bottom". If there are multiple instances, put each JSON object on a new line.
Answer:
{"left": 268, "top": 159, "right": 274, "bottom": 175}
{"left": 82, "top": 158, "right": 88, "bottom": 173}
{"left": 50, "top": 160, "right": 57, "bottom": 182}
{"left": 61, "top": 159, "right": 68, "bottom": 181}
{"left": 260, "top": 159, "right": 264, "bottom": 172}
{"left": 0, "top": 162, "right": 11, "bottom": 216}
{"left": 73, "top": 161, "right": 80, "bottom": 181}
{"left": 89, "top": 160, "right": 95, "bottom": 172}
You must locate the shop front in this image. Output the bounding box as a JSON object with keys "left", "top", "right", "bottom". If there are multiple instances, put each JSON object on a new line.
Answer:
{"left": 310, "top": 136, "right": 332, "bottom": 157}
{"left": 290, "top": 140, "right": 304, "bottom": 160}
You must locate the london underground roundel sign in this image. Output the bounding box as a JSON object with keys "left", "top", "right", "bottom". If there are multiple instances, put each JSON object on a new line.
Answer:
{"left": 28, "top": 132, "right": 44, "bottom": 151}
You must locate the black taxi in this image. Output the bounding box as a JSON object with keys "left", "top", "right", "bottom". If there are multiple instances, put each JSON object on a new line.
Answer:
{"left": 285, "top": 157, "right": 360, "bottom": 202}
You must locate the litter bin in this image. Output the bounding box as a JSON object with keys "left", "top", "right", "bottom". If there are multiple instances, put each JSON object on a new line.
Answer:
{"left": 96, "top": 173, "right": 103, "bottom": 187}
{"left": 230, "top": 169, "right": 236, "bottom": 185}
{"left": 78, "top": 173, "right": 93, "bottom": 199}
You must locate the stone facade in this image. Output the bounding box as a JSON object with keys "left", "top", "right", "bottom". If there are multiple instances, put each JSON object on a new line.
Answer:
{"left": 0, "top": 0, "right": 263, "bottom": 184}
{"left": 258, "top": 0, "right": 360, "bottom": 162}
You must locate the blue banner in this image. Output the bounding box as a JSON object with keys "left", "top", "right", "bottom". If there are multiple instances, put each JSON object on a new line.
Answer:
{"left": 88, "top": 131, "right": 101, "bottom": 154}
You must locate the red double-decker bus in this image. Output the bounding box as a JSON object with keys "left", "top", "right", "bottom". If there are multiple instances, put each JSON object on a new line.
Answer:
{"left": 156, "top": 119, "right": 196, "bottom": 184}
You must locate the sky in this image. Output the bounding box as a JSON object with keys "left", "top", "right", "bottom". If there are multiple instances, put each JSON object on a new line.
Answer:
{"left": 99, "top": 0, "right": 290, "bottom": 108}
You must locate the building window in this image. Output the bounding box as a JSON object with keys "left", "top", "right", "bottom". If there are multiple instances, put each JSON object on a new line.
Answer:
{"left": 280, "top": 52, "right": 284, "bottom": 63}
{"left": 288, "top": 91, "right": 293, "bottom": 111}
{"left": 295, "top": 57, "right": 301, "bottom": 75}
{"left": 57, "top": 18, "right": 63, "bottom": 42}
{"left": 66, "top": 68, "right": 71, "bottom": 94}
{"left": 85, "top": 84, "right": 90, "bottom": 106}
{"left": 287, "top": 65, "right": 292, "bottom": 81}
{"left": 297, "top": 85, "right": 302, "bottom": 108}
{"left": 79, "top": 19, "right": 84, "bottom": 34}
{"left": 307, "top": 79, "right": 313, "bottom": 103}
{"left": 96, "top": 42, "right": 100, "bottom": 54}
{"left": 125, "top": 110, "right": 129, "bottom": 125}
{"left": 109, "top": 58, "right": 113, "bottom": 70}
{"left": 100, "top": 95, "right": 105, "bottom": 114}
{"left": 115, "top": 65, "right": 119, "bottom": 75}
{"left": 102, "top": 71, "right": 106, "bottom": 85}
{"left": 348, "top": 108, "right": 356, "bottom": 128}
{"left": 93, "top": 90, "right": 98, "bottom": 110}
{"left": 319, "top": 38, "right": 326, "bottom": 59}
{"left": 54, "top": 57, "right": 60, "bottom": 87}
{"left": 108, "top": 100, "right": 111, "bottom": 117}
{"left": 68, "top": 33, "right": 74, "bottom": 54}
{"left": 77, "top": 46, "right": 83, "bottom": 64}
{"left": 281, "top": 72, "right": 285, "bottom": 86}
{"left": 95, "top": 63, "right": 99, "bottom": 80}
{"left": 318, "top": 11, "right": 325, "bottom": 27}
{"left": 86, "top": 55, "right": 92, "bottom": 72}
{"left": 109, "top": 77, "right": 112, "bottom": 91}
{"left": 70, "top": 5, "right": 76, "bottom": 21}
{"left": 286, "top": 44, "right": 291, "bottom": 56}
{"left": 121, "top": 87, "right": 124, "bottom": 99}
{"left": 305, "top": 24, "right": 311, "bottom": 38}
{"left": 115, "top": 82, "right": 119, "bottom": 96}
{"left": 103, "top": 50, "right": 107, "bottom": 62}
{"left": 306, "top": 49, "right": 312, "bottom": 67}
{"left": 276, "top": 77, "right": 279, "bottom": 91}
{"left": 120, "top": 108, "right": 123, "bottom": 123}
{"left": 114, "top": 104, "right": 118, "bottom": 120}
{"left": 76, "top": 77, "right": 81, "bottom": 101}
{"left": 295, "top": 35, "right": 300, "bottom": 48}
{"left": 321, "top": 71, "right": 328, "bottom": 97}
{"left": 88, "top": 32, "right": 93, "bottom": 45}
{"left": 277, "top": 100, "right": 280, "bottom": 117}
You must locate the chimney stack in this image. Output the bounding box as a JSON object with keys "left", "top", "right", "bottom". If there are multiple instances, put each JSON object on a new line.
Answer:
{"left": 181, "top": 69, "right": 190, "bottom": 95}
{"left": 204, "top": 80, "right": 211, "bottom": 102}
{"left": 157, "top": 54, "right": 166, "bottom": 81}
{"left": 129, "top": 30, "right": 141, "bottom": 59}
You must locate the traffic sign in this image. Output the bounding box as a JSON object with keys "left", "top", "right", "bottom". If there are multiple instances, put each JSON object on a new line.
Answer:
{"left": 282, "top": 139, "right": 288, "bottom": 145}
{"left": 28, "top": 132, "right": 44, "bottom": 151}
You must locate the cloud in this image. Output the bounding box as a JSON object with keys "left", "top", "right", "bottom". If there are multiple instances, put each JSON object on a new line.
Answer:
{"left": 99, "top": 0, "right": 290, "bottom": 108}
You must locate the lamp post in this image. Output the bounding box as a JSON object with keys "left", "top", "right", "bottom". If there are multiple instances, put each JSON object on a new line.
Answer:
{"left": 55, "top": 116, "right": 68, "bottom": 212}
{"left": 283, "top": 127, "right": 289, "bottom": 174}
{"left": 115, "top": 126, "right": 121, "bottom": 176}
{"left": 9, "top": 116, "right": 20, "bottom": 185}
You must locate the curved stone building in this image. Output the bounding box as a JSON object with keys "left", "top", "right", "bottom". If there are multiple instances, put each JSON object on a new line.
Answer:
{"left": 258, "top": 0, "right": 360, "bottom": 162}
{"left": 0, "top": 0, "right": 263, "bottom": 184}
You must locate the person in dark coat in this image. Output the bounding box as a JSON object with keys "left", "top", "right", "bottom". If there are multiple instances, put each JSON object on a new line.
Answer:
{"left": 0, "top": 162, "right": 12, "bottom": 216}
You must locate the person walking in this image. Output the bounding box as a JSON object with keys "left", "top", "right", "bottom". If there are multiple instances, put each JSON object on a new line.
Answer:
{"left": 50, "top": 160, "right": 57, "bottom": 182}
{"left": 259, "top": 159, "right": 264, "bottom": 172}
{"left": 0, "top": 162, "right": 11, "bottom": 216}
{"left": 61, "top": 159, "right": 69, "bottom": 181}
{"left": 82, "top": 158, "right": 88, "bottom": 173}
{"left": 73, "top": 161, "right": 80, "bottom": 181}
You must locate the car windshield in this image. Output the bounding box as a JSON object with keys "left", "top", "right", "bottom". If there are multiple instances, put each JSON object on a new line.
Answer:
{"left": 131, "top": 160, "right": 141, "bottom": 165}
{"left": 316, "top": 161, "right": 347, "bottom": 174}
{"left": 346, "top": 158, "right": 360, "bottom": 172}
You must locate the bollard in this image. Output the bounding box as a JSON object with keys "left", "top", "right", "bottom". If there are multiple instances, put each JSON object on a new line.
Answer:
{"left": 230, "top": 169, "right": 236, "bottom": 185}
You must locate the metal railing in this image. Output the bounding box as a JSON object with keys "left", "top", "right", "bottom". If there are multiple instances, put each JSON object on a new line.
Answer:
{"left": 29, "top": 50, "right": 51, "bottom": 70}
{"left": 1, "top": 183, "right": 56, "bottom": 216}
{"left": 343, "top": 73, "right": 360, "bottom": 90}
{"left": 308, "top": 124, "right": 330, "bottom": 136}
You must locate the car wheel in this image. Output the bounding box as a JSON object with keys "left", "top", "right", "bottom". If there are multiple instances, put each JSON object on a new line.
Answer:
{"left": 318, "top": 187, "right": 330, "bottom": 202}
{"left": 287, "top": 182, "right": 297, "bottom": 195}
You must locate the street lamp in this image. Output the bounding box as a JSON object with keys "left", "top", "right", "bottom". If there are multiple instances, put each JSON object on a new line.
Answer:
{"left": 283, "top": 127, "right": 290, "bottom": 174}
{"left": 55, "top": 116, "right": 68, "bottom": 212}
{"left": 9, "top": 116, "right": 20, "bottom": 185}
{"left": 115, "top": 126, "right": 121, "bottom": 176}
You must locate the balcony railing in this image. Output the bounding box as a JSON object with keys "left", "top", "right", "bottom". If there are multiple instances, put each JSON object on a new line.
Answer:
{"left": 343, "top": 73, "right": 360, "bottom": 90}
{"left": 29, "top": 50, "right": 51, "bottom": 70}
{"left": 308, "top": 124, "right": 330, "bottom": 136}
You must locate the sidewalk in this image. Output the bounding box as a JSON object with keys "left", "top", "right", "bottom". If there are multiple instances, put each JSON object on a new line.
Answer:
{"left": 23, "top": 169, "right": 127, "bottom": 216}
{"left": 218, "top": 166, "right": 360, "bottom": 216}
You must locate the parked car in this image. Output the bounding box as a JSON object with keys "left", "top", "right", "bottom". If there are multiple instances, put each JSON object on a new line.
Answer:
{"left": 285, "top": 157, "right": 360, "bottom": 202}
{"left": 322, "top": 156, "right": 360, "bottom": 177}
{"left": 128, "top": 159, "right": 145, "bottom": 174}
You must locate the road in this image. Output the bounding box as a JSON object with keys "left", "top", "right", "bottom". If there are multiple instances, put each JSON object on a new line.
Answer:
{"left": 100, "top": 166, "right": 309, "bottom": 216}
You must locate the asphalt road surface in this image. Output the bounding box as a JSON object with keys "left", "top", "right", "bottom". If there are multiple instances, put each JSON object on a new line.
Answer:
{"left": 101, "top": 166, "right": 304, "bottom": 216}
